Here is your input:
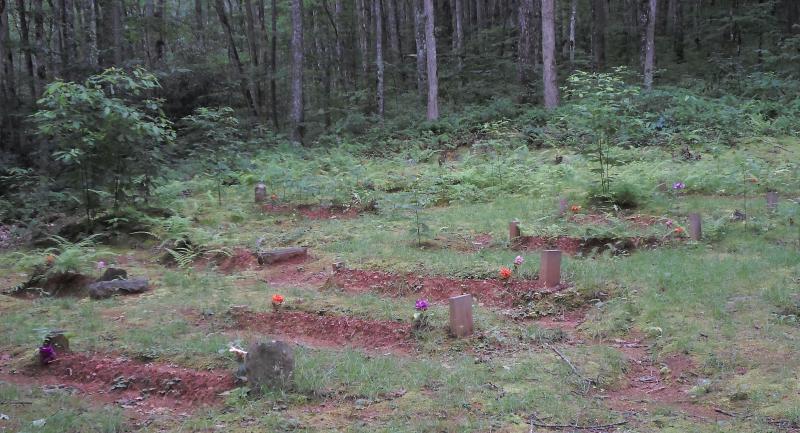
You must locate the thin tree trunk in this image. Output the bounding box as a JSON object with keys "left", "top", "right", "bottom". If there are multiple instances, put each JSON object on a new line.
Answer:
{"left": 423, "top": 0, "right": 437, "bottom": 120}
{"left": 311, "top": 7, "right": 332, "bottom": 128}
{"left": 270, "top": 0, "right": 278, "bottom": 128}
{"left": 32, "top": 0, "right": 45, "bottom": 83}
{"left": 374, "top": 0, "right": 384, "bottom": 119}
{"left": 356, "top": 0, "right": 369, "bottom": 85}
{"left": 591, "top": 0, "right": 606, "bottom": 70}
{"left": 331, "top": 0, "right": 346, "bottom": 87}
{"left": 542, "top": 0, "right": 558, "bottom": 108}
{"left": 568, "top": 0, "right": 576, "bottom": 65}
{"left": 643, "top": 0, "right": 656, "bottom": 89}
{"left": 517, "top": 0, "right": 534, "bottom": 85}
{"left": 84, "top": 0, "right": 98, "bottom": 67}
{"left": 289, "top": 0, "right": 303, "bottom": 144}
{"left": 670, "top": 0, "right": 683, "bottom": 61}
{"left": 385, "top": 0, "right": 401, "bottom": 74}
{"left": 243, "top": 0, "right": 262, "bottom": 116}
{"left": 154, "top": 0, "right": 165, "bottom": 63}
{"left": 111, "top": 0, "right": 123, "bottom": 65}
{"left": 413, "top": 0, "right": 426, "bottom": 98}
{"left": 453, "top": 0, "right": 464, "bottom": 73}
{"left": 214, "top": 0, "right": 258, "bottom": 116}
{"left": 16, "top": 0, "right": 37, "bottom": 101}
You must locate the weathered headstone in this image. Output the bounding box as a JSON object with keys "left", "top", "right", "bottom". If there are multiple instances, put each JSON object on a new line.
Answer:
{"left": 44, "top": 331, "right": 69, "bottom": 353}
{"left": 98, "top": 268, "right": 127, "bottom": 282}
{"left": 332, "top": 261, "right": 345, "bottom": 273}
{"left": 540, "top": 250, "right": 562, "bottom": 288}
{"left": 244, "top": 340, "right": 294, "bottom": 392}
{"left": 88, "top": 278, "right": 149, "bottom": 299}
{"left": 558, "top": 197, "right": 568, "bottom": 215}
{"left": 767, "top": 191, "right": 779, "bottom": 212}
{"left": 254, "top": 183, "right": 267, "bottom": 203}
{"left": 449, "top": 294, "right": 474, "bottom": 338}
{"left": 688, "top": 213, "right": 702, "bottom": 240}
{"left": 509, "top": 220, "right": 520, "bottom": 241}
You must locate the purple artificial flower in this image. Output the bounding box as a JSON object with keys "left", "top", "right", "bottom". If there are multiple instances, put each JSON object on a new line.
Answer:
{"left": 672, "top": 182, "right": 685, "bottom": 190}
{"left": 514, "top": 256, "right": 524, "bottom": 266}
{"left": 665, "top": 219, "right": 673, "bottom": 228}
{"left": 415, "top": 298, "right": 429, "bottom": 311}
{"left": 39, "top": 345, "right": 56, "bottom": 365}
{"left": 96, "top": 260, "right": 107, "bottom": 270}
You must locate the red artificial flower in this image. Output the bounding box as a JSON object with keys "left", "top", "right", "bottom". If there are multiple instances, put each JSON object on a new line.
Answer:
{"left": 270, "top": 194, "right": 278, "bottom": 201}
{"left": 674, "top": 227, "right": 684, "bottom": 234}
{"left": 499, "top": 267, "right": 513, "bottom": 280}
{"left": 272, "top": 294, "right": 284, "bottom": 304}
{"left": 570, "top": 205, "right": 582, "bottom": 213}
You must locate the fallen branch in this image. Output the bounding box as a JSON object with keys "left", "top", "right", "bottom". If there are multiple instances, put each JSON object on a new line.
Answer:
{"left": 0, "top": 400, "right": 33, "bottom": 405}
{"left": 544, "top": 343, "right": 596, "bottom": 388}
{"left": 714, "top": 408, "right": 736, "bottom": 417}
{"left": 529, "top": 417, "right": 627, "bottom": 430}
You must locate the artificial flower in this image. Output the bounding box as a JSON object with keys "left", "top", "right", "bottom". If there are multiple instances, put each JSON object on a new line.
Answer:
{"left": 499, "top": 267, "right": 513, "bottom": 280}
{"left": 272, "top": 294, "right": 284, "bottom": 304}
{"left": 672, "top": 182, "right": 685, "bottom": 190}
{"left": 39, "top": 345, "right": 56, "bottom": 364}
{"left": 415, "top": 298, "right": 429, "bottom": 311}
{"left": 514, "top": 255, "right": 524, "bottom": 266}
{"left": 674, "top": 227, "right": 684, "bottom": 234}
{"left": 570, "top": 205, "right": 582, "bottom": 213}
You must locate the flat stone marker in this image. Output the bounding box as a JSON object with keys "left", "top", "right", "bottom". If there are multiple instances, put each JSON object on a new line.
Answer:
{"left": 509, "top": 220, "right": 520, "bottom": 241}
{"left": 540, "top": 250, "right": 562, "bottom": 288}
{"left": 688, "top": 213, "right": 702, "bottom": 240}
{"left": 767, "top": 192, "right": 778, "bottom": 212}
{"left": 254, "top": 182, "right": 267, "bottom": 203}
{"left": 256, "top": 247, "right": 308, "bottom": 265}
{"left": 449, "top": 294, "right": 473, "bottom": 338}
{"left": 245, "top": 340, "right": 294, "bottom": 392}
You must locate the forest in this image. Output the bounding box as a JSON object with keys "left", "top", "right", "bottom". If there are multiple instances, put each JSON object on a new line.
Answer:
{"left": 1, "top": 0, "right": 800, "bottom": 432}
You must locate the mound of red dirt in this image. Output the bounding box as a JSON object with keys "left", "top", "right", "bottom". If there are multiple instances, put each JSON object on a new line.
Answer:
{"left": 261, "top": 203, "right": 362, "bottom": 220}
{"left": 330, "top": 269, "right": 559, "bottom": 308}
{"left": 230, "top": 309, "right": 413, "bottom": 351}
{"left": 215, "top": 247, "right": 259, "bottom": 273}
{"left": 12, "top": 352, "right": 234, "bottom": 410}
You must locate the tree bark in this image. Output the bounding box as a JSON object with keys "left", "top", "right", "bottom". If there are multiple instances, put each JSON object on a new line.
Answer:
{"left": 642, "top": 0, "right": 656, "bottom": 89}
{"left": 111, "top": 0, "right": 123, "bottom": 65}
{"left": 32, "top": 0, "right": 45, "bottom": 83}
{"left": 356, "top": 0, "right": 369, "bottom": 85}
{"left": 517, "top": 0, "right": 534, "bottom": 85}
{"left": 385, "top": 0, "right": 401, "bottom": 73}
{"left": 289, "top": 0, "right": 304, "bottom": 144}
{"left": 541, "top": 0, "right": 558, "bottom": 108}
{"left": 412, "top": 0, "right": 426, "bottom": 98}
{"left": 568, "top": 0, "right": 576, "bottom": 65}
{"left": 453, "top": 0, "right": 464, "bottom": 73}
{"left": 374, "top": 0, "right": 384, "bottom": 119}
{"left": 591, "top": 0, "right": 606, "bottom": 70}
{"left": 195, "top": 0, "right": 204, "bottom": 49}
{"left": 270, "top": 0, "right": 278, "bottom": 128}
{"left": 243, "top": 0, "right": 263, "bottom": 116}
{"left": 669, "top": 0, "right": 683, "bottom": 62}
{"left": 423, "top": 0, "right": 438, "bottom": 120}
{"left": 84, "top": 0, "right": 98, "bottom": 68}
{"left": 214, "top": 0, "right": 258, "bottom": 116}
{"left": 16, "top": 0, "right": 37, "bottom": 101}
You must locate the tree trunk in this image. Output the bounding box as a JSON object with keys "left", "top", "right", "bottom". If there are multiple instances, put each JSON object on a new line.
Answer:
{"left": 356, "top": 0, "right": 369, "bottom": 85}
{"left": 84, "top": 0, "right": 98, "bottom": 68}
{"left": 32, "top": 0, "right": 45, "bottom": 83}
{"left": 214, "top": 0, "right": 258, "bottom": 116}
{"left": 289, "top": 0, "right": 304, "bottom": 144}
{"left": 154, "top": 0, "right": 165, "bottom": 63}
{"left": 423, "top": 0, "right": 438, "bottom": 120}
{"left": 591, "top": 0, "right": 606, "bottom": 70}
{"left": 194, "top": 0, "right": 204, "bottom": 49}
{"left": 642, "top": 0, "right": 656, "bottom": 89}
{"left": 517, "top": 0, "right": 534, "bottom": 85}
{"left": 270, "top": 0, "right": 278, "bottom": 128}
{"left": 541, "top": 0, "right": 558, "bottom": 108}
{"left": 568, "top": 0, "right": 576, "bottom": 65}
{"left": 413, "top": 0, "right": 426, "bottom": 98}
{"left": 111, "top": 0, "right": 123, "bottom": 65}
{"left": 243, "top": 0, "right": 262, "bottom": 116}
{"left": 16, "top": 0, "right": 37, "bottom": 101}
{"left": 453, "top": 0, "right": 464, "bottom": 73}
{"left": 374, "top": 0, "right": 384, "bottom": 119}
{"left": 311, "top": 7, "right": 332, "bottom": 128}
{"left": 385, "top": 0, "right": 401, "bottom": 74}
{"left": 669, "top": 0, "right": 683, "bottom": 62}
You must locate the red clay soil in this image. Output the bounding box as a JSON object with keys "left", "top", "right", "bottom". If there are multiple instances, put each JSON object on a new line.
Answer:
{"left": 601, "top": 338, "right": 721, "bottom": 420}
{"left": 567, "top": 213, "right": 662, "bottom": 228}
{"left": 0, "top": 352, "right": 234, "bottom": 414}
{"left": 261, "top": 203, "right": 361, "bottom": 220}
{"left": 329, "top": 268, "right": 560, "bottom": 308}
{"left": 512, "top": 236, "right": 584, "bottom": 254}
{"left": 229, "top": 309, "right": 413, "bottom": 351}
{"left": 215, "top": 247, "right": 259, "bottom": 273}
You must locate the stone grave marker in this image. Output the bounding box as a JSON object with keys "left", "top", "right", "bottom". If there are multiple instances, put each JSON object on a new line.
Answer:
{"left": 244, "top": 340, "right": 294, "bottom": 392}
{"left": 688, "top": 213, "right": 702, "bottom": 240}
{"left": 540, "top": 250, "right": 562, "bottom": 288}
{"left": 509, "top": 220, "right": 520, "bottom": 242}
{"left": 449, "top": 294, "right": 474, "bottom": 338}
{"left": 767, "top": 192, "right": 778, "bottom": 212}
{"left": 254, "top": 183, "right": 267, "bottom": 203}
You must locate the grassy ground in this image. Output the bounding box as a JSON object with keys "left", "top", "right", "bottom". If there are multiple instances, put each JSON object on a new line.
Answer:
{"left": 1, "top": 138, "right": 799, "bottom": 432}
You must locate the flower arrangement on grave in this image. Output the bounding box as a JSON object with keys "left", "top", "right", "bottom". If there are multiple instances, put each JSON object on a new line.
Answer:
{"left": 673, "top": 226, "right": 685, "bottom": 237}
{"left": 499, "top": 267, "right": 513, "bottom": 280}
{"left": 271, "top": 294, "right": 284, "bottom": 311}
{"left": 570, "top": 205, "right": 582, "bottom": 213}
{"left": 39, "top": 344, "right": 56, "bottom": 365}
{"left": 412, "top": 298, "right": 430, "bottom": 331}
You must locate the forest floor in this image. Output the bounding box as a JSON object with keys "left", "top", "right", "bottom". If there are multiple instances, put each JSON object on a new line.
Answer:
{"left": 1, "top": 139, "right": 800, "bottom": 433}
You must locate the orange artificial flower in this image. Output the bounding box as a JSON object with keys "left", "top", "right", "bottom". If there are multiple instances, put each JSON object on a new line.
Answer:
{"left": 674, "top": 227, "right": 684, "bottom": 234}
{"left": 270, "top": 194, "right": 278, "bottom": 201}
{"left": 272, "top": 294, "right": 284, "bottom": 304}
{"left": 748, "top": 177, "right": 759, "bottom": 184}
{"left": 499, "top": 267, "right": 513, "bottom": 280}
{"left": 45, "top": 254, "right": 56, "bottom": 265}
{"left": 570, "top": 205, "right": 582, "bottom": 213}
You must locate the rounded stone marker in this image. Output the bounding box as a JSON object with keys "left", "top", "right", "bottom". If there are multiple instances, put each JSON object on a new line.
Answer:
{"left": 244, "top": 340, "right": 294, "bottom": 393}
{"left": 449, "top": 294, "right": 474, "bottom": 338}
{"left": 766, "top": 191, "right": 778, "bottom": 212}
{"left": 254, "top": 183, "right": 267, "bottom": 203}
{"left": 688, "top": 213, "right": 702, "bottom": 241}
{"left": 509, "top": 220, "right": 520, "bottom": 241}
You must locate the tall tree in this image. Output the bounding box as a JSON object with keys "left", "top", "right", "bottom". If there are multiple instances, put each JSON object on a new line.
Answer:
{"left": 385, "top": 0, "right": 401, "bottom": 78}
{"left": 289, "top": 0, "right": 304, "bottom": 143}
{"left": 517, "top": 0, "right": 536, "bottom": 85}
{"left": 84, "top": 0, "right": 99, "bottom": 68}
{"left": 642, "top": 0, "right": 657, "bottom": 89}
{"left": 568, "top": 0, "right": 576, "bottom": 65}
{"left": 16, "top": 0, "right": 37, "bottom": 101}
{"left": 453, "top": 0, "right": 464, "bottom": 73}
{"left": 213, "top": 0, "right": 258, "bottom": 115}
{"left": 374, "top": 0, "right": 384, "bottom": 119}
{"left": 356, "top": 0, "right": 369, "bottom": 85}
{"left": 270, "top": 0, "right": 278, "bottom": 128}
{"left": 423, "top": 0, "right": 438, "bottom": 120}
{"left": 412, "top": 0, "right": 426, "bottom": 98}
{"left": 542, "top": 0, "right": 558, "bottom": 108}
{"left": 591, "top": 0, "right": 606, "bottom": 70}
{"left": 668, "top": 0, "right": 684, "bottom": 62}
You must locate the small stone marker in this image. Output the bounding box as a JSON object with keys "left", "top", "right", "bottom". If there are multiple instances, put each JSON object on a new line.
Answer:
{"left": 332, "top": 261, "right": 345, "bottom": 273}
{"left": 244, "top": 340, "right": 294, "bottom": 392}
{"left": 254, "top": 182, "right": 267, "bottom": 203}
{"left": 44, "top": 331, "right": 70, "bottom": 353}
{"left": 688, "top": 213, "right": 702, "bottom": 240}
{"left": 558, "top": 197, "right": 568, "bottom": 215}
{"left": 449, "top": 294, "right": 474, "bottom": 338}
{"left": 767, "top": 191, "right": 778, "bottom": 212}
{"left": 88, "top": 278, "right": 149, "bottom": 299}
{"left": 509, "top": 220, "right": 520, "bottom": 241}
{"left": 540, "top": 250, "right": 562, "bottom": 288}
{"left": 256, "top": 247, "right": 308, "bottom": 265}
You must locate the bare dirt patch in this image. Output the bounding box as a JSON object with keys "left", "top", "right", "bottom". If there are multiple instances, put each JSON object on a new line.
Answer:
{"left": 512, "top": 235, "right": 663, "bottom": 256}
{"left": 229, "top": 309, "right": 413, "bottom": 352}
{"left": 261, "top": 203, "right": 364, "bottom": 220}
{"left": 214, "top": 247, "right": 259, "bottom": 273}
{"left": 0, "top": 352, "right": 234, "bottom": 414}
